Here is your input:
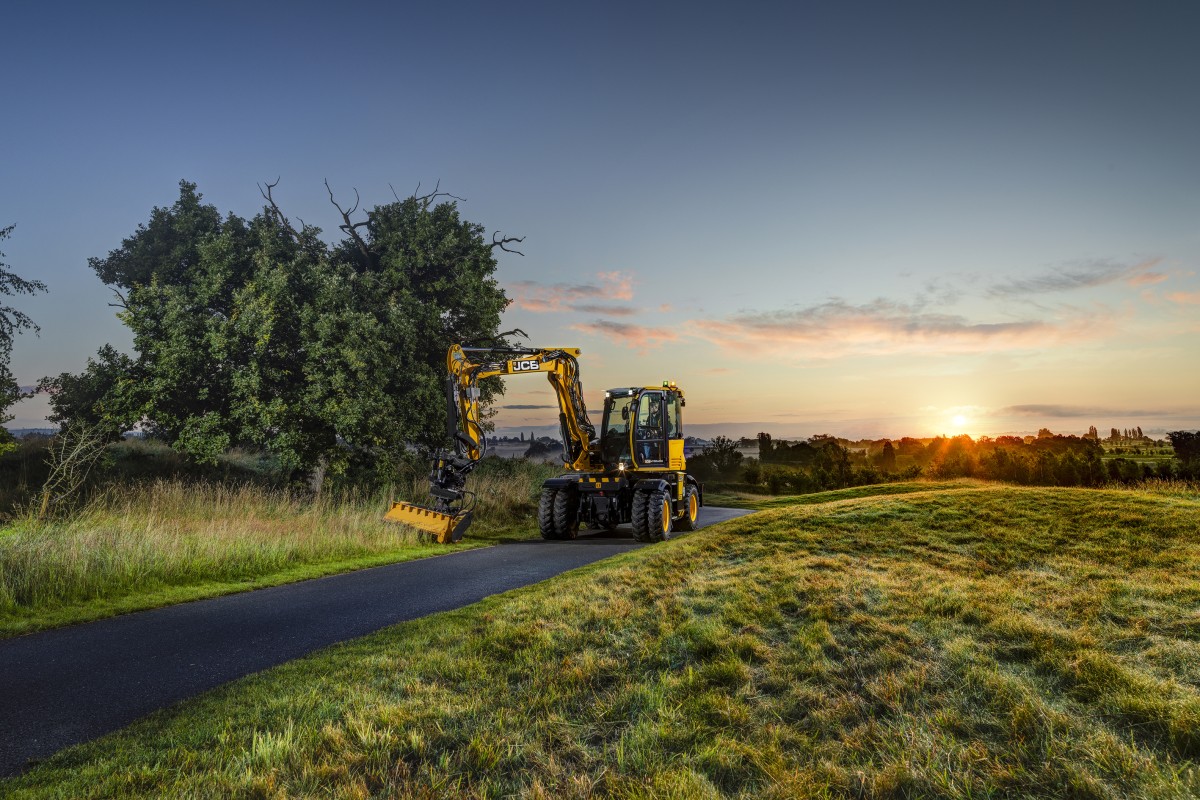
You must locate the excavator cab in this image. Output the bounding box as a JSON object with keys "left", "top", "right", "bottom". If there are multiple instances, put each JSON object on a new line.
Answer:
{"left": 600, "top": 390, "right": 635, "bottom": 468}
{"left": 601, "top": 386, "right": 685, "bottom": 472}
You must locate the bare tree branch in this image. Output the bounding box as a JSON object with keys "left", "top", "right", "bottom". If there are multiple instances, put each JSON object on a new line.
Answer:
{"left": 258, "top": 178, "right": 303, "bottom": 243}
{"left": 107, "top": 288, "right": 129, "bottom": 310}
{"left": 490, "top": 231, "right": 526, "bottom": 256}
{"left": 412, "top": 180, "right": 466, "bottom": 206}
{"left": 325, "top": 179, "right": 372, "bottom": 262}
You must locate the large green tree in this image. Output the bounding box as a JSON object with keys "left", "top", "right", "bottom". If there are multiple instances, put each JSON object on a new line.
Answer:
{"left": 45, "top": 181, "right": 513, "bottom": 482}
{"left": 0, "top": 225, "right": 48, "bottom": 433}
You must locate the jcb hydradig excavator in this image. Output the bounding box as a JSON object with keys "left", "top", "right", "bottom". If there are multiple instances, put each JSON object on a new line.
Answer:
{"left": 385, "top": 344, "right": 702, "bottom": 543}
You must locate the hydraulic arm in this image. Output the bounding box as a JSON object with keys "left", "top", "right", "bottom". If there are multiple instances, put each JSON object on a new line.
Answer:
{"left": 384, "top": 344, "right": 597, "bottom": 542}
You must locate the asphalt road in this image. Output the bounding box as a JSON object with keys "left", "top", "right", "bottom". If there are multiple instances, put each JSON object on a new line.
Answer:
{"left": 0, "top": 506, "right": 752, "bottom": 777}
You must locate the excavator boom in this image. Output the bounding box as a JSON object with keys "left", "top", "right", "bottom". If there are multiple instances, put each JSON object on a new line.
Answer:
{"left": 384, "top": 344, "right": 595, "bottom": 542}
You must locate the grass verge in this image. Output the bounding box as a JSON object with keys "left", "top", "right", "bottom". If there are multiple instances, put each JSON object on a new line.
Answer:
{"left": 0, "top": 459, "right": 558, "bottom": 638}
{"left": 6, "top": 483, "right": 1199, "bottom": 797}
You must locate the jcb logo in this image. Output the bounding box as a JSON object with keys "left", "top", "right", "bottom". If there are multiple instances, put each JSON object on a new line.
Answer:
{"left": 510, "top": 360, "right": 541, "bottom": 372}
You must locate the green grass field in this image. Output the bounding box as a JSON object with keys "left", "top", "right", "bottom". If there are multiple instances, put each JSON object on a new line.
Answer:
{"left": 6, "top": 481, "right": 1199, "bottom": 798}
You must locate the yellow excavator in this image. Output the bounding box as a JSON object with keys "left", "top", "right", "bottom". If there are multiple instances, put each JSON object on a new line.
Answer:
{"left": 385, "top": 344, "right": 702, "bottom": 543}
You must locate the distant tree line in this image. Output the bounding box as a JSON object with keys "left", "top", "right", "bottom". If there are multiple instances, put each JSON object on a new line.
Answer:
{"left": 689, "top": 428, "right": 1200, "bottom": 494}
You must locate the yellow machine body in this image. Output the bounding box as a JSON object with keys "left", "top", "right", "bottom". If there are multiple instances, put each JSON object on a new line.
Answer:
{"left": 384, "top": 344, "right": 701, "bottom": 543}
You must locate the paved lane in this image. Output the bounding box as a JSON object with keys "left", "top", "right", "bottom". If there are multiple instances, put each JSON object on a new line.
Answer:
{"left": 0, "top": 506, "right": 752, "bottom": 776}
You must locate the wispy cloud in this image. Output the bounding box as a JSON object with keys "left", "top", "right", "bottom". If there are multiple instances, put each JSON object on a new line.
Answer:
{"left": 509, "top": 271, "right": 634, "bottom": 312}
{"left": 570, "top": 319, "right": 678, "bottom": 352}
{"left": 986, "top": 258, "right": 1162, "bottom": 297}
{"left": 687, "top": 299, "right": 1116, "bottom": 357}
{"left": 1129, "top": 270, "right": 1168, "bottom": 287}
{"left": 1165, "top": 291, "right": 1200, "bottom": 305}
{"left": 999, "top": 404, "right": 1169, "bottom": 418}
{"left": 571, "top": 303, "right": 639, "bottom": 317}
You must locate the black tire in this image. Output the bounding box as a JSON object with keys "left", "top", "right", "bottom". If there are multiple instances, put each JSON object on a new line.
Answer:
{"left": 675, "top": 484, "right": 699, "bottom": 532}
{"left": 646, "top": 488, "right": 672, "bottom": 542}
{"left": 538, "top": 487, "right": 558, "bottom": 539}
{"left": 552, "top": 484, "right": 580, "bottom": 539}
{"left": 631, "top": 490, "right": 651, "bottom": 542}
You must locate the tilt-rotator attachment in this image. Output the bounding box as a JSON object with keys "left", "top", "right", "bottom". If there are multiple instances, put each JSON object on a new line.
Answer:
{"left": 384, "top": 452, "right": 475, "bottom": 543}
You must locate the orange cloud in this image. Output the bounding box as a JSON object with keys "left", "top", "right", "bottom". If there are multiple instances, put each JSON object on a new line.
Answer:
{"left": 686, "top": 299, "right": 1119, "bottom": 358}
{"left": 570, "top": 319, "right": 678, "bottom": 352}
{"left": 595, "top": 271, "right": 634, "bottom": 300}
{"left": 1165, "top": 291, "right": 1200, "bottom": 305}
{"left": 1128, "top": 270, "right": 1168, "bottom": 287}
{"left": 509, "top": 271, "right": 635, "bottom": 312}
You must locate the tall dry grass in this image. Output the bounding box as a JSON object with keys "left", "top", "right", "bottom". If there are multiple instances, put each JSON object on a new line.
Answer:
{"left": 0, "top": 480, "right": 414, "bottom": 614}
{"left": 0, "top": 457, "right": 560, "bottom": 630}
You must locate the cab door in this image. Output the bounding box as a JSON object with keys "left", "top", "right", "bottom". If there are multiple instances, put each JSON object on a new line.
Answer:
{"left": 667, "top": 392, "right": 685, "bottom": 470}
{"left": 633, "top": 391, "right": 667, "bottom": 468}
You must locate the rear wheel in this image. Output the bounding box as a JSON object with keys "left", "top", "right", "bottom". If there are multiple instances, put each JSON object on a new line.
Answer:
{"left": 646, "top": 488, "right": 672, "bottom": 542}
{"left": 631, "top": 491, "right": 651, "bottom": 541}
{"left": 538, "top": 487, "right": 558, "bottom": 539}
{"left": 675, "top": 484, "right": 699, "bottom": 532}
{"left": 552, "top": 484, "right": 580, "bottom": 539}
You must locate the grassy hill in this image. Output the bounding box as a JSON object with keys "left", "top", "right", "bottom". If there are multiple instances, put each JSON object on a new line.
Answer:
{"left": 6, "top": 482, "right": 1200, "bottom": 798}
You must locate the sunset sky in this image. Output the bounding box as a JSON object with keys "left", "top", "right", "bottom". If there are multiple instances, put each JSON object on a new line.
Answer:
{"left": 2, "top": 1, "right": 1197, "bottom": 440}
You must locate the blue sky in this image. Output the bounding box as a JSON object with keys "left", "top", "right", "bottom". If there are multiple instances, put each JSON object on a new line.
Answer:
{"left": 2, "top": 1, "right": 1198, "bottom": 438}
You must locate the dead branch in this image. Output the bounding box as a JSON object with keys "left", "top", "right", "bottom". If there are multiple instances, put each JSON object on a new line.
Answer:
{"left": 38, "top": 420, "right": 110, "bottom": 520}
{"left": 107, "top": 288, "right": 129, "bottom": 310}
{"left": 325, "top": 179, "right": 372, "bottom": 262}
{"left": 258, "top": 178, "right": 303, "bottom": 243}
{"left": 490, "top": 232, "right": 526, "bottom": 256}
{"left": 411, "top": 180, "right": 466, "bottom": 206}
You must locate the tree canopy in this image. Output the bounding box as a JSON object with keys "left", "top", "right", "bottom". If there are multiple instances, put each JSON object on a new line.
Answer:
{"left": 43, "top": 181, "right": 512, "bottom": 483}
{"left": 1167, "top": 430, "right": 1200, "bottom": 464}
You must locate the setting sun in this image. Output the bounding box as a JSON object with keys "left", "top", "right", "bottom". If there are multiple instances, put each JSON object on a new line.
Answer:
{"left": 951, "top": 414, "right": 968, "bottom": 428}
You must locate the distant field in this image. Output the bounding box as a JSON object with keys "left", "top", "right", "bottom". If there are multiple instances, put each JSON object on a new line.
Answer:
{"left": 7, "top": 481, "right": 1199, "bottom": 798}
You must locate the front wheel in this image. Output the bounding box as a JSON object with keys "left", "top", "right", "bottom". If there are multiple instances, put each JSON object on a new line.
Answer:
{"left": 645, "top": 488, "right": 673, "bottom": 542}
{"left": 675, "top": 484, "right": 699, "bottom": 532}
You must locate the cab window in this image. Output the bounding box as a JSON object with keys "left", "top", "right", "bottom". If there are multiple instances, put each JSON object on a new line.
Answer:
{"left": 668, "top": 395, "right": 682, "bottom": 439}
{"left": 635, "top": 391, "right": 666, "bottom": 464}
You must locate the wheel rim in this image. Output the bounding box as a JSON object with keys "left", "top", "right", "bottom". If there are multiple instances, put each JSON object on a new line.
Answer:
{"left": 661, "top": 499, "right": 671, "bottom": 533}
{"left": 688, "top": 493, "right": 697, "bottom": 521}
